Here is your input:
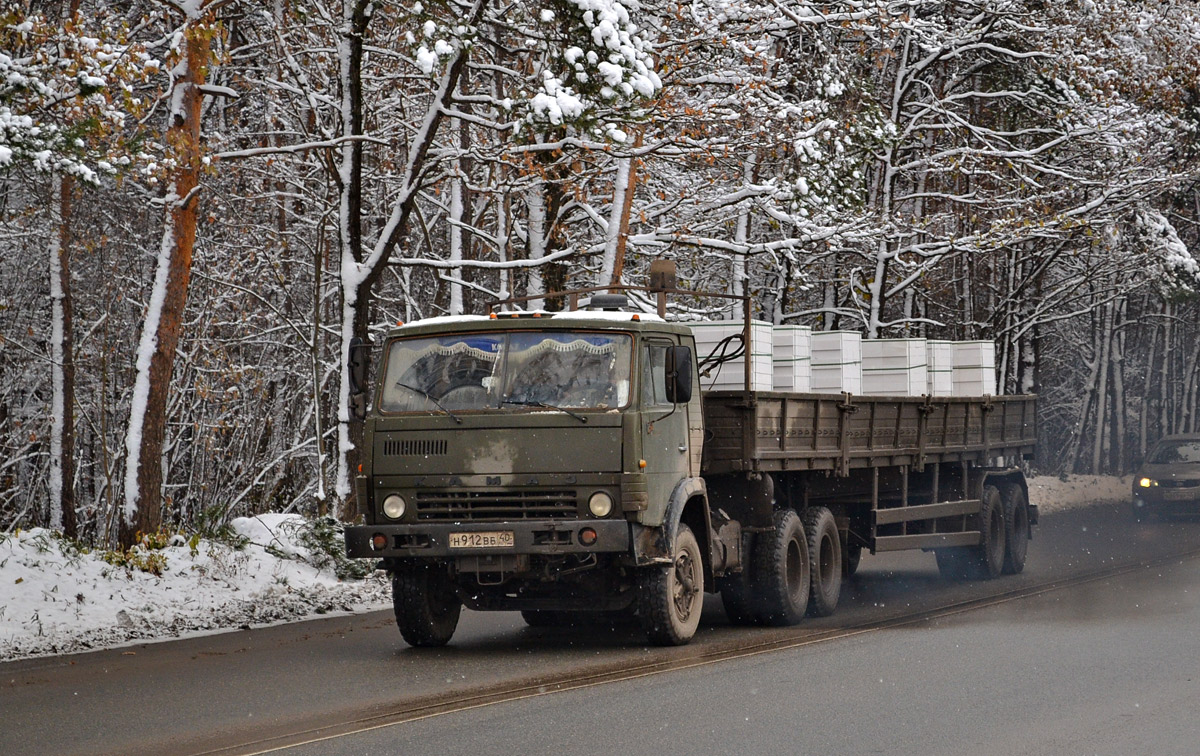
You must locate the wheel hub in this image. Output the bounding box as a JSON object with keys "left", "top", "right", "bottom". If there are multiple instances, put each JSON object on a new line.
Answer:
{"left": 673, "top": 552, "right": 699, "bottom": 620}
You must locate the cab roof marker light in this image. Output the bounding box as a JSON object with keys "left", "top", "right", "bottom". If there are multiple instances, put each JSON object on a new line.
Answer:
{"left": 489, "top": 312, "right": 498, "bottom": 320}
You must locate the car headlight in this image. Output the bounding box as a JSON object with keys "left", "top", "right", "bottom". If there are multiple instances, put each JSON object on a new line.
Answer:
{"left": 382, "top": 493, "right": 407, "bottom": 519}
{"left": 588, "top": 491, "right": 614, "bottom": 518}
{"left": 1138, "top": 477, "right": 1156, "bottom": 488}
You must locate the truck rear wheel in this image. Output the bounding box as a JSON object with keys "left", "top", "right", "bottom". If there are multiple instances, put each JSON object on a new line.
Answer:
{"left": 803, "top": 507, "right": 842, "bottom": 617}
{"left": 749, "top": 509, "right": 810, "bottom": 626}
{"left": 392, "top": 561, "right": 461, "bottom": 647}
{"left": 1002, "top": 484, "right": 1030, "bottom": 574}
{"left": 638, "top": 523, "right": 704, "bottom": 645}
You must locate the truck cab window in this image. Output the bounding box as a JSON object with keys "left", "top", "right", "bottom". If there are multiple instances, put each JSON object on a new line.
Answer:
{"left": 642, "top": 344, "right": 671, "bottom": 407}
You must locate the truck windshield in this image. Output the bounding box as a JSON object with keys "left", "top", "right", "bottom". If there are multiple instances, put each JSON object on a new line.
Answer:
{"left": 380, "top": 331, "right": 632, "bottom": 413}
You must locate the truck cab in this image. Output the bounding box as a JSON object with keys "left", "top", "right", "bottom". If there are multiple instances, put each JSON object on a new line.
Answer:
{"left": 344, "top": 306, "right": 711, "bottom": 646}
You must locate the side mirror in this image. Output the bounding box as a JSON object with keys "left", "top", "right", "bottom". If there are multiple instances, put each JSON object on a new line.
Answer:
{"left": 348, "top": 336, "right": 370, "bottom": 420}
{"left": 665, "top": 345, "right": 693, "bottom": 404}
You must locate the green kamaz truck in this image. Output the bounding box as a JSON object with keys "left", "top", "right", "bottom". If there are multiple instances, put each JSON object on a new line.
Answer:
{"left": 344, "top": 283, "right": 1036, "bottom": 647}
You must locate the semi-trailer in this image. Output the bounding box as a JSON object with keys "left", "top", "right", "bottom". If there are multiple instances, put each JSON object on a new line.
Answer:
{"left": 344, "top": 281, "right": 1036, "bottom": 646}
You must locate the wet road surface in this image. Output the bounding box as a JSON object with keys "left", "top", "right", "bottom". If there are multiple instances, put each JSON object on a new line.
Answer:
{"left": 3, "top": 500, "right": 1199, "bottom": 756}
{"left": 287, "top": 552, "right": 1200, "bottom": 756}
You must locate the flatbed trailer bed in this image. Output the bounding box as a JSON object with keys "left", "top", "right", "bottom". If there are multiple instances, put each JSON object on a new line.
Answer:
{"left": 701, "top": 391, "right": 1037, "bottom": 555}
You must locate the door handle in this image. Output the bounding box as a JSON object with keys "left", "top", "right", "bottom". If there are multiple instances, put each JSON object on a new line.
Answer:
{"left": 678, "top": 445, "right": 687, "bottom": 453}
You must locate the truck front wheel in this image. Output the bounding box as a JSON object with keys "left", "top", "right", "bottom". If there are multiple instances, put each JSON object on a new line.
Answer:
{"left": 392, "top": 561, "right": 461, "bottom": 647}
{"left": 638, "top": 523, "right": 704, "bottom": 645}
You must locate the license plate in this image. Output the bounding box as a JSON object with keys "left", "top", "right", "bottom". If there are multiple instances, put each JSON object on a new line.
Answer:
{"left": 1163, "top": 489, "right": 1199, "bottom": 502}
{"left": 449, "top": 531, "right": 514, "bottom": 548}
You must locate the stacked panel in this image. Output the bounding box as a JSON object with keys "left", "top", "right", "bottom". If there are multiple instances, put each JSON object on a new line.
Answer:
{"left": 811, "top": 331, "right": 862, "bottom": 394}
{"left": 686, "top": 320, "right": 775, "bottom": 391}
{"left": 861, "top": 339, "right": 928, "bottom": 396}
{"left": 926, "top": 340, "right": 955, "bottom": 397}
{"left": 772, "top": 324, "right": 812, "bottom": 392}
{"left": 952, "top": 341, "right": 997, "bottom": 396}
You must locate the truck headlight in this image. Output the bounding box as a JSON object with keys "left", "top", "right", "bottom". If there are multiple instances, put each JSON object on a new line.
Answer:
{"left": 382, "top": 494, "right": 407, "bottom": 519}
{"left": 588, "top": 491, "right": 614, "bottom": 518}
{"left": 1138, "top": 478, "right": 1156, "bottom": 488}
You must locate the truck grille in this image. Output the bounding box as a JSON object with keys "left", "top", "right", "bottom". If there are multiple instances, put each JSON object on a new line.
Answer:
{"left": 383, "top": 439, "right": 447, "bottom": 457}
{"left": 415, "top": 490, "right": 578, "bottom": 522}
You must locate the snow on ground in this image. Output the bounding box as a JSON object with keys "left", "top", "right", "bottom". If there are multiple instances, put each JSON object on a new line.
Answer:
{"left": 1025, "top": 474, "right": 1130, "bottom": 514}
{"left": 0, "top": 514, "right": 389, "bottom": 661}
{"left": 0, "top": 476, "right": 1131, "bottom": 662}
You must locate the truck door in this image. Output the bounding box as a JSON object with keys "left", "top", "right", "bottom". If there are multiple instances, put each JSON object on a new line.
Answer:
{"left": 642, "top": 338, "right": 691, "bottom": 510}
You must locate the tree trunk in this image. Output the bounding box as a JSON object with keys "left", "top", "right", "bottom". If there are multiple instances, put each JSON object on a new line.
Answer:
{"left": 1161, "top": 302, "right": 1174, "bottom": 435}
{"left": 1109, "top": 298, "right": 1127, "bottom": 475}
{"left": 1090, "top": 302, "right": 1112, "bottom": 474}
{"left": 733, "top": 153, "right": 756, "bottom": 320}
{"left": 448, "top": 112, "right": 465, "bottom": 315}
{"left": 1138, "top": 299, "right": 1160, "bottom": 459}
{"left": 49, "top": 173, "right": 77, "bottom": 538}
{"left": 332, "top": 0, "right": 488, "bottom": 513}
{"left": 122, "top": 13, "right": 212, "bottom": 546}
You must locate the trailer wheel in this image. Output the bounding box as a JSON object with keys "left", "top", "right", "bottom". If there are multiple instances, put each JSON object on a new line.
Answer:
{"left": 1002, "top": 484, "right": 1030, "bottom": 575}
{"left": 803, "top": 507, "right": 842, "bottom": 617}
{"left": 936, "top": 485, "right": 1006, "bottom": 581}
{"left": 748, "top": 509, "right": 810, "bottom": 626}
{"left": 638, "top": 523, "right": 704, "bottom": 645}
{"left": 392, "top": 561, "right": 461, "bottom": 647}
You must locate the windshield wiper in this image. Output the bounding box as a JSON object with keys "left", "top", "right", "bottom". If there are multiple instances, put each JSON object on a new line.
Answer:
{"left": 395, "top": 382, "right": 462, "bottom": 424}
{"left": 501, "top": 399, "right": 588, "bottom": 423}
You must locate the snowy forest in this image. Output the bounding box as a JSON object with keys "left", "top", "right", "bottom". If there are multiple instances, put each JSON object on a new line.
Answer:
{"left": 2, "top": 0, "right": 1200, "bottom": 547}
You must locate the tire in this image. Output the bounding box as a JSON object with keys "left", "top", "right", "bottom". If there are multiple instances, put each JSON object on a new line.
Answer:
{"left": 938, "top": 484, "right": 1006, "bottom": 581}
{"left": 1002, "top": 484, "right": 1030, "bottom": 575}
{"left": 843, "top": 541, "right": 862, "bottom": 578}
{"left": 392, "top": 561, "right": 462, "bottom": 647}
{"left": 638, "top": 524, "right": 704, "bottom": 645}
{"left": 803, "top": 507, "right": 842, "bottom": 617}
{"left": 748, "top": 509, "right": 811, "bottom": 626}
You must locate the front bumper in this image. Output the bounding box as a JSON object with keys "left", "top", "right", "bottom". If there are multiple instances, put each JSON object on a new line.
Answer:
{"left": 345, "top": 519, "right": 633, "bottom": 559}
{"left": 1133, "top": 488, "right": 1200, "bottom": 515}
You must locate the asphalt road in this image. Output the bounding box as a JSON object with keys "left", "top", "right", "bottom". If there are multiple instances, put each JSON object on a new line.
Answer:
{"left": 4, "top": 499, "right": 1199, "bottom": 756}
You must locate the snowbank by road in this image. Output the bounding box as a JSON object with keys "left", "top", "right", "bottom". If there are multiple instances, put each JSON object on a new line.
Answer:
{"left": 1025, "top": 474, "right": 1130, "bottom": 514}
{"left": 0, "top": 514, "right": 388, "bottom": 661}
{"left": 0, "top": 476, "right": 1131, "bottom": 662}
